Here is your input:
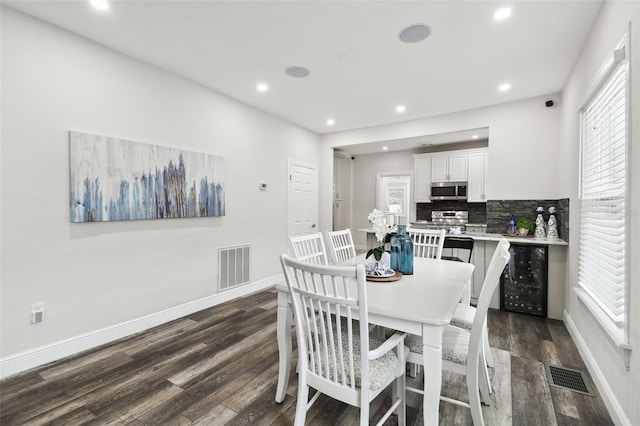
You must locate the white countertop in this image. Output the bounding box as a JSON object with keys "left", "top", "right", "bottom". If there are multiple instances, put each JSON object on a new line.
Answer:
{"left": 464, "top": 231, "right": 568, "bottom": 246}
{"left": 359, "top": 228, "right": 568, "bottom": 246}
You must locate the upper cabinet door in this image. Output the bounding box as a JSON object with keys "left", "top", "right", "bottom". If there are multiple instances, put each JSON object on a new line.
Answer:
{"left": 431, "top": 153, "right": 467, "bottom": 182}
{"left": 467, "top": 151, "right": 487, "bottom": 202}
{"left": 414, "top": 156, "right": 431, "bottom": 202}
{"left": 449, "top": 154, "right": 468, "bottom": 181}
{"left": 430, "top": 155, "right": 450, "bottom": 182}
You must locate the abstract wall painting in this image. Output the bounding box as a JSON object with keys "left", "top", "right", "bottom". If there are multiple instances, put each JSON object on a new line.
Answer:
{"left": 69, "top": 131, "right": 225, "bottom": 223}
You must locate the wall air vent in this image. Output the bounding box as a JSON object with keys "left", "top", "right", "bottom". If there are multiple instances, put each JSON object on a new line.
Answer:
{"left": 218, "top": 245, "right": 251, "bottom": 291}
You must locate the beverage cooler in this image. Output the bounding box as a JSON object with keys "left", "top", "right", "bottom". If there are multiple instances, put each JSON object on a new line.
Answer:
{"left": 500, "top": 244, "right": 548, "bottom": 317}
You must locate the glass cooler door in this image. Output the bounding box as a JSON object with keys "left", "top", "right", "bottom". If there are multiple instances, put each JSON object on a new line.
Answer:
{"left": 500, "top": 244, "right": 548, "bottom": 317}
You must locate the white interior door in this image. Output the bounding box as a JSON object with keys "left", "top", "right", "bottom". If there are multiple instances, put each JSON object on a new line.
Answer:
{"left": 288, "top": 160, "right": 318, "bottom": 236}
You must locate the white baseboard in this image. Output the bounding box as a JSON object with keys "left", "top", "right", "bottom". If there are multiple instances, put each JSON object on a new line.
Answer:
{"left": 0, "top": 274, "right": 283, "bottom": 380}
{"left": 563, "top": 310, "right": 631, "bottom": 426}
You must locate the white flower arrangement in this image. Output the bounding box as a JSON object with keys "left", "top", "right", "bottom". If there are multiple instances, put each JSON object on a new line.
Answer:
{"left": 367, "top": 208, "right": 391, "bottom": 260}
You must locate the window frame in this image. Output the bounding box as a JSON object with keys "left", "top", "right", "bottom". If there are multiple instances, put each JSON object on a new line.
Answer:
{"left": 575, "top": 30, "right": 631, "bottom": 367}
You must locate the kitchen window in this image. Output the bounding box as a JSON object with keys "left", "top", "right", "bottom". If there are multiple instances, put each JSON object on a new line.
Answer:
{"left": 577, "top": 31, "right": 631, "bottom": 359}
{"left": 377, "top": 172, "right": 412, "bottom": 225}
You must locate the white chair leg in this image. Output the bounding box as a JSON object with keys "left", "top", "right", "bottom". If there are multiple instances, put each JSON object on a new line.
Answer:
{"left": 294, "top": 381, "right": 309, "bottom": 426}
{"left": 360, "top": 398, "right": 370, "bottom": 426}
{"left": 483, "top": 323, "right": 495, "bottom": 367}
{"left": 481, "top": 355, "right": 493, "bottom": 396}
{"left": 478, "top": 356, "right": 491, "bottom": 405}
{"left": 396, "top": 375, "right": 406, "bottom": 426}
{"left": 468, "top": 361, "right": 485, "bottom": 426}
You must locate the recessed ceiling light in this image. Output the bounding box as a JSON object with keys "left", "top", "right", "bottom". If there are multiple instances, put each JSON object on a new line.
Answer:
{"left": 494, "top": 7, "right": 512, "bottom": 20}
{"left": 326, "top": 119, "right": 335, "bottom": 126}
{"left": 285, "top": 66, "right": 310, "bottom": 78}
{"left": 472, "top": 134, "right": 479, "bottom": 139}
{"left": 398, "top": 24, "right": 431, "bottom": 43}
{"left": 498, "top": 83, "right": 511, "bottom": 92}
{"left": 89, "top": 0, "right": 109, "bottom": 11}
{"left": 382, "top": 146, "right": 389, "bottom": 151}
{"left": 256, "top": 82, "right": 269, "bottom": 92}
{"left": 396, "top": 105, "right": 406, "bottom": 113}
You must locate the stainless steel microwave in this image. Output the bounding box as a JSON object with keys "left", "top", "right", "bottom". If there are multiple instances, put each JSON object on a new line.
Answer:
{"left": 430, "top": 182, "right": 468, "bottom": 201}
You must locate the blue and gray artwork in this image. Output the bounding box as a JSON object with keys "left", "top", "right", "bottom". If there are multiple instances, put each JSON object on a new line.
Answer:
{"left": 69, "top": 131, "right": 225, "bottom": 222}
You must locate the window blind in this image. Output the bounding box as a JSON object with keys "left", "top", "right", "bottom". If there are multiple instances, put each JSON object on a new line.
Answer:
{"left": 578, "top": 53, "right": 627, "bottom": 325}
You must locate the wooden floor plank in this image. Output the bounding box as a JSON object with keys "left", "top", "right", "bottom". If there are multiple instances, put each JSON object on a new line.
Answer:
{"left": 0, "top": 290, "right": 613, "bottom": 426}
{"left": 487, "top": 308, "right": 511, "bottom": 351}
{"left": 189, "top": 404, "right": 237, "bottom": 425}
{"left": 484, "top": 348, "right": 513, "bottom": 426}
{"left": 508, "top": 312, "right": 553, "bottom": 362}
{"left": 510, "top": 355, "right": 558, "bottom": 426}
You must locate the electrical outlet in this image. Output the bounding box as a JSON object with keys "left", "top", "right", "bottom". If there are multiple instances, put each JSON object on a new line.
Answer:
{"left": 31, "top": 303, "right": 44, "bottom": 324}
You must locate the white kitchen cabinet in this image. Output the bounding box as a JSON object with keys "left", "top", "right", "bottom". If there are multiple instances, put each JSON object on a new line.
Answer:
{"left": 430, "top": 153, "right": 468, "bottom": 182}
{"left": 430, "top": 155, "right": 449, "bottom": 182}
{"left": 467, "top": 151, "right": 488, "bottom": 202}
{"left": 469, "top": 240, "right": 500, "bottom": 308}
{"left": 414, "top": 148, "right": 487, "bottom": 203}
{"left": 413, "top": 156, "right": 431, "bottom": 202}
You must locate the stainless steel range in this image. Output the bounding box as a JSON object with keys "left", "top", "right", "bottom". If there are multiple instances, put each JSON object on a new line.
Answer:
{"left": 427, "top": 210, "right": 468, "bottom": 230}
{"left": 411, "top": 210, "right": 475, "bottom": 232}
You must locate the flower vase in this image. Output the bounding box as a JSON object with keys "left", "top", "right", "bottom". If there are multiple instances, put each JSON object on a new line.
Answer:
{"left": 379, "top": 251, "right": 391, "bottom": 269}
{"left": 390, "top": 225, "right": 413, "bottom": 275}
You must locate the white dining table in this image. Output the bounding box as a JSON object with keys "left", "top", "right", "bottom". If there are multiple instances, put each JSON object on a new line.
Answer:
{"left": 274, "top": 254, "right": 475, "bottom": 425}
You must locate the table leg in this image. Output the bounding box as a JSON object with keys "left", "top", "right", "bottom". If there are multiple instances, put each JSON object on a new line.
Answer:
{"left": 275, "top": 290, "right": 292, "bottom": 403}
{"left": 421, "top": 325, "right": 444, "bottom": 425}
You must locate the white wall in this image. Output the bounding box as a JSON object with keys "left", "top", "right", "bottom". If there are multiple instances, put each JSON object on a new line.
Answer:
{"left": 559, "top": 1, "right": 640, "bottom": 425}
{"left": 0, "top": 8, "right": 320, "bottom": 368}
{"left": 320, "top": 94, "right": 562, "bottom": 237}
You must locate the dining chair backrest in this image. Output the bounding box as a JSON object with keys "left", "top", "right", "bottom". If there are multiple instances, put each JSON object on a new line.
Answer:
{"left": 280, "top": 254, "right": 371, "bottom": 396}
{"left": 326, "top": 229, "right": 357, "bottom": 264}
{"left": 280, "top": 254, "right": 407, "bottom": 425}
{"left": 288, "top": 232, "right": 329, "bottom": 265}
{"left": 469, "top": 239, "right": 510, "bottom": 372}
{"left": 408, "top": 228, "right": 445, "bottom": 259}
{"left": 442, "top": 236, "right": 474, "bottom": 263}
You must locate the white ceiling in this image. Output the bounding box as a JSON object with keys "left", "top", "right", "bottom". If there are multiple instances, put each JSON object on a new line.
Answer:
{"left": 4, "top": 0, "right": 602, "bottom": 141}
{"left": 336, "top": 126, "right": 490, "bottom": 156}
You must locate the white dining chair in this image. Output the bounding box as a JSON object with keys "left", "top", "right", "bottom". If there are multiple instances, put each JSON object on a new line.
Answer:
{"left": 405, "top": 228, "right": 446, "bottom": 377}
{"left": 451, "top": 238, "right": 510, "bottom": 373}
{"left": 408, "top": 228, "right": 445, "bottom": 259}
{"left": 280, "top": 254, "right": 408, "bottom": 426}
{"left": 404, "top": 239, "right": 510, "bottom": 426}
{"left": 326, "top": 228, "right": 357, "bottom": 264}
{"left": 288, "top": 232, "right": 329, "bottom": 265}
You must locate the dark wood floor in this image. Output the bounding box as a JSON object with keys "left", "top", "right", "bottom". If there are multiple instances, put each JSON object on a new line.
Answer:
{"left": 0, "top": 289, "right": 613, "bottom": 425}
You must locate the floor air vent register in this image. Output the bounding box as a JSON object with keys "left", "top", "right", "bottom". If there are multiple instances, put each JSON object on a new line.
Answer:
{"left": 545, "top": 364, "right": 593, "bottom": 396}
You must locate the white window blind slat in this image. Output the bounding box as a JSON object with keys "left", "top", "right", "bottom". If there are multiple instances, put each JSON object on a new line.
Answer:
{"left": 578, "top": 55, "right": 627, "bottom": 326}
